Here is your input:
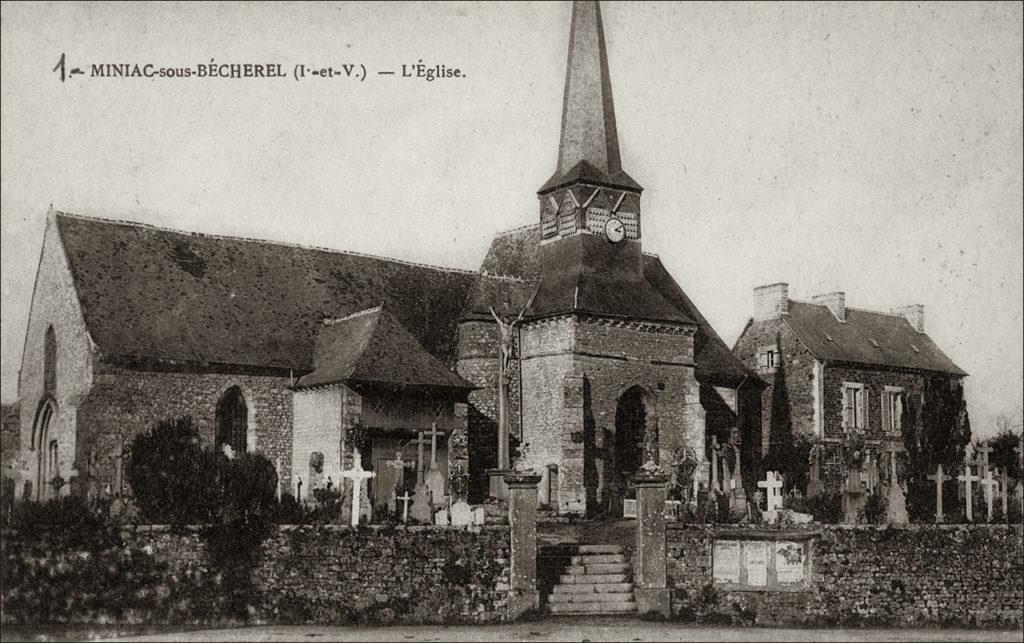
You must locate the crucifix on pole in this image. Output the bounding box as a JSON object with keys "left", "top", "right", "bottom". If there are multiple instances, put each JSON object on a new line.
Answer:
{"left": 489, "top": 302, "right": 530, "bottom": 471}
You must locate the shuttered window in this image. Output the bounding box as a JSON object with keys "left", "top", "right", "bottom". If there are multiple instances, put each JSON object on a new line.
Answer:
{"left": 882, "top": 388, "right": 904, "bottom": 435}
{"left": 843, "top": 383, "right": 865, "bottom": 432}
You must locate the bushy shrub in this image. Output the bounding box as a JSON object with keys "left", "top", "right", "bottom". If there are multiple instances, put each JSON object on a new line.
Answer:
{"left": 864, "top": 493, "right": 888, "bottom": 524}
{"left": 125, "top": 417, "right": 221, "bottom": 525}
{"left": 785, "top": 491, "right": 843, "bottom": 524}
{"left": 220, "top": 451, "right": 278, "bottom": 527}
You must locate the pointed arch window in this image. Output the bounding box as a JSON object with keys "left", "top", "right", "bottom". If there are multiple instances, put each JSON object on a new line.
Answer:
{"left": 44, "top": 326, "right": 57, "bottom": 394}
{"left": 216, "top": 386, "right": 248, "bottom": 453}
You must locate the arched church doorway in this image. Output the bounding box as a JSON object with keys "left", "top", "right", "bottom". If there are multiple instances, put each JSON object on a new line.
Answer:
{"left": 32, "top": 398, "right": 57, "bottom": 501}
{"left": 216, "top": 386, "right": 248, "bottom": 454}
{"left": 611, "top": 385, "right": 656, "bottom": 515}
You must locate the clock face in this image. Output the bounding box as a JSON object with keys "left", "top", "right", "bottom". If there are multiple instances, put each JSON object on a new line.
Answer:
{"left": 604, "top": 218, "right": 625, "bottom": 243}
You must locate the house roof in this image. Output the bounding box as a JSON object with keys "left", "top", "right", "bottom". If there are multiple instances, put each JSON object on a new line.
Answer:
{"left": 478, "top": 224, "right": 759, "bottom": 386}
{"left": 782, "top": 299, "right": 966, "bottom": 376}
{"left": 55, "top": 213, "right": 478, "bottom": 372}
{"left": 295, "top": 307, "right": 475, "bottom": 390}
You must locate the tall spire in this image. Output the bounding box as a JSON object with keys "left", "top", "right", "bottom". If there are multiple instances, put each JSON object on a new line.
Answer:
{"left": 541, "top": 0, "right": 639, "bottom": 193}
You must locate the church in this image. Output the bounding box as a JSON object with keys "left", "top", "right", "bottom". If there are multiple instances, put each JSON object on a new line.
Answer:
{"left": 14, "top": 1, "right": 760, "bottom": 517}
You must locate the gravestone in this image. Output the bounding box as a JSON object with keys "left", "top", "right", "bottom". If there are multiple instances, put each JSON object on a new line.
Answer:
{"left": 807, "top": 444, "right": 825, "bottom": 497}
{"left": 423, "top": 424, "right": 447, "bottom": 508}
{"left": 884, "top": 443, "right": 909, "bottom": 526}
{"left": 434, "top": 506, "right": 450, "bottom": 525}
{"left": 999, "top": 468, "right": 1009, "bottom": 518}
{"left": 450, "top": 500, "right": 473, "bottom": 526}
{"left": 842, "top": 466, "right": 867, "bottom": 524}
{"left": 710, "top": 436, "right": 722, "bottom": 493}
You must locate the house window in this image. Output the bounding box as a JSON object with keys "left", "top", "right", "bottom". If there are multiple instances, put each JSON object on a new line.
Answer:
{"left": 757, "top": 345, "right": 780, "bottom": 372}
{"left": 44, "top": 326, "right": 57, "bottom": 394}
{"left": 882, "top": 387, "right": 904, "bottom": 435}
{"left": 842, "top": 383, "right": 866, "bottom": 432}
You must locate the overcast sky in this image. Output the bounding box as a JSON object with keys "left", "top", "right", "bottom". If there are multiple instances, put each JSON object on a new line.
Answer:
{"left": 2, "top": 1, "right": 1021, "bottom": 437}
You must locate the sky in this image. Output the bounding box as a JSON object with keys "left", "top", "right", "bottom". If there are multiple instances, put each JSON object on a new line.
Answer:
{"left": 1, "top": 1, "right": 1022, "bottom": 438}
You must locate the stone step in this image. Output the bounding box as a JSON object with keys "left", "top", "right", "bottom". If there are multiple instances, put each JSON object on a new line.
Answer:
{"left": 577, "top": 544, "right": 623, "bottom": 555}
{"left": 552, "top": 582, "right": 634, "bottom": 594}
{"left": 548, "top": 591, "right": 636, "bottom": 604}
{"left": 564, "top": 562, "right": 630, "bottom": 576}
{"left": 548, "top": 601, "right": 637, "bottom": 614}
{"left": 558, "top": 573, "right": 629, "bottom": 585}
{"left": 570, "top": 554, "right": 626, "bottom": 565}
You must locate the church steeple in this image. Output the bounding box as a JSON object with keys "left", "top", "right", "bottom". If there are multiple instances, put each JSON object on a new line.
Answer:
{"left": 538, "top": 0, "right": 642, "bottom": 243}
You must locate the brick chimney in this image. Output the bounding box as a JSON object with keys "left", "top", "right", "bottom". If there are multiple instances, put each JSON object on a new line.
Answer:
{"left": 753, "top": 283, "right": 789, "bottom": 321}
{"left": 892, "top": 304, "right": 925, "bottom": 333}
{"left": 812, "top": 291, "right": 846, "bottom": 322}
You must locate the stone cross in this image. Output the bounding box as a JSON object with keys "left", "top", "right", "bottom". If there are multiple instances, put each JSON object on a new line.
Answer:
{"left": 958, "top": 464, "right": 979, "bottom": 522}
{"left": 386, "top": 451, "right": 411, "bottom": 512}
{"left": 709, "top": 436, "right": 721, "bottom": 493}
{"left": 340, "top": 460, "right": 376, "bottom": 527}
{"left": 423, "top": 424, "right": 447, "bottom": 506}
{"left": 758, "top": 470, "right": 784, "bottom": 512}
{"left": 927, "top": 464, "right": 950, "bottom": 522}
{"left": 395, "top": 490, "right": 412, "bottom": 523}
{"left": 411, "top": 431, "right": 432, "bottom": 483}
{"left": 980, "top": 468, "right": 998, "bottom": 522}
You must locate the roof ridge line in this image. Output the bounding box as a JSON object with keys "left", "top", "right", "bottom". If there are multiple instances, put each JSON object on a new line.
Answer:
{"left": 479, "top": 272, "right": 538, "bottom": 283}
{"left": 494, "top": 223, "right": 539, "bottom": 238}
{"left": 323, "top": 305, "right": 382, "bottom": 325}
{"left": 791, "top": 297, "right": 907, "bottom": 319}
{"left": 54, "top": 210, "right": 481, "bottom": 276}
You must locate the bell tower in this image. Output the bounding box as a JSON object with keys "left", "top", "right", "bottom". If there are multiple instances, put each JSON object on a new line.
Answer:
{"left": 537, "top": 0, "right": 643, "bottom": 244}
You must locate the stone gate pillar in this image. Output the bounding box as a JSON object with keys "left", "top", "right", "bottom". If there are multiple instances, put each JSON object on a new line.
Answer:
{"left": 634, "top": 471, "right": 670, "bottom": 617}
{"left": 505, "top": 472, "right": 542, "bottom": 620}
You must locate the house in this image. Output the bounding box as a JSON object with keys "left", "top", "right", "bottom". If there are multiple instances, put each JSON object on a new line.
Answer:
{"left": 733, "top": 283, "right": 967, "bottom": 491}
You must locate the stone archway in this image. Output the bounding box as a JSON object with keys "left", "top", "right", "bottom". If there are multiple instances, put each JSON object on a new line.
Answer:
{"left": 610, "top": 385, "right": 657, "bottom": 515}
{"left": 216, "top": 386, "right": 248, "bottom": 454}
{"left": 32, "top": 398, "right": 57, "bottom": 501}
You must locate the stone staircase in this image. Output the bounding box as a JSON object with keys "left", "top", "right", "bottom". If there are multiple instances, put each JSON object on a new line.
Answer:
{"left": 541, "top": 544, "right": 637, "bottom": 615}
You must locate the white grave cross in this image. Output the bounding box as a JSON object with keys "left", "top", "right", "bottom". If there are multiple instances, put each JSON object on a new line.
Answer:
{"left": 958, "top": 464, "right": 979, "bottom": 523}
{"left": 927, "top": 464, "right": 950, "bottom": 522}
{"left": 980, "top": 468, "right": 998, "bottom": 522}
{"left": 758, "top": 470, "right": 784, "bottom": 512}
{"left": 395, "top": 490, "right": 413, "bottom": 523}
{"left": 341, "top": 460, "right": 376, "bottom": 527}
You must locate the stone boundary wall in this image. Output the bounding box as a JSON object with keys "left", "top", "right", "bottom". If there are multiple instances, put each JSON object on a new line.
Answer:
{"left": 2, "top": 524, "right": 511, "bottom": 625}
{"left": 666, "top": 523, "right": 1024, "bottom": 627}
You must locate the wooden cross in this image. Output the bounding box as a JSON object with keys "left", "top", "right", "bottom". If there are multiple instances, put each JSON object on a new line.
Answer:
{"left": 957, "top": 463, "right": 979, "bottom": 522}
{"left": 758, "top": 470, "right": 784, "bottom": 512}
{"left": 296, "top": 478, "right": 303, "bottom": 504}
{"left": 340, "top": 460, "right": 376, "bottom": 527}
{"left": 395, "top": 490, "right": 413, "bottom": 523}
{"left": 710, "top": 436, "right": 722, "bottom": 493}
{"left": 927, "top": 464, "right": 950, "bottom": 522}
{"left": 980, "top": 468, "right": 998, "bottom": 522}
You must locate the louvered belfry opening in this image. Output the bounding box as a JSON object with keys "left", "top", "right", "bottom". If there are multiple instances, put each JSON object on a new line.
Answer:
{"left": 215, "top": 386, "right": 247, "bottom": 453}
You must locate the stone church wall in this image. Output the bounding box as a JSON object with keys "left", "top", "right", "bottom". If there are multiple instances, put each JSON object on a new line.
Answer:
{"left": 76, "top": 364, "right": 294, "bottom": 496}
{"left": 666, "top": 524, "right": 1023, "bottom": 627}
{"left": 16, "top": 215, "right": 96, "bottom": 500}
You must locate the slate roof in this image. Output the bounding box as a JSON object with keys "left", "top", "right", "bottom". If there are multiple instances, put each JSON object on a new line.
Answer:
{"left": 479, "top": 224, "right": 759, "bottom": 387}
{"left": 780, "top": 300, "right": 966, "bottom": 376}
{"left": 295, "top": 307, "right": 475, "bottom": 390}
{"left": 539, "top": 159, "right": 643, "bottom": 194}
{"left": 526, "top": 233, "right": 692, "bottom": 325}
{"left": 55, "top": 213, "right": 478, "bottom": 372}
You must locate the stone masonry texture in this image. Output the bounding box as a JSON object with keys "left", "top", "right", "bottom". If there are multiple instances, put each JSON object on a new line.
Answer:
{"left": 666, "top": 524, "right": 1024, "bottom": 627}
